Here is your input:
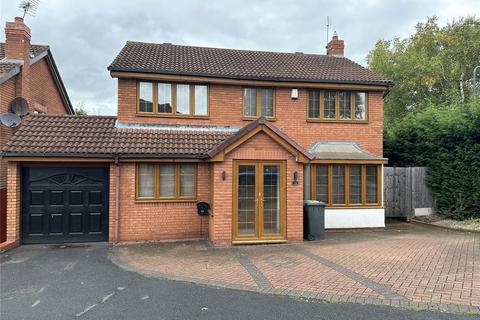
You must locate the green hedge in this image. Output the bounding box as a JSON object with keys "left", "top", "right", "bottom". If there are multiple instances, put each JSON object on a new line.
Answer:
{"left": 384, "top": 100, "right": 480, "bottom": 220}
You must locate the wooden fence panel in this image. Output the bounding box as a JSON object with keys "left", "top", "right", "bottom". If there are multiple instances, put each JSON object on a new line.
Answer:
{"left": 384, "top": 167, "right": 434, "bottom": 219}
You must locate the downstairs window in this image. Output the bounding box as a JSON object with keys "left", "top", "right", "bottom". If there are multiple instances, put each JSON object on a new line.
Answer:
{"left": 136, "top": 163, "right": 197, "bottom": 200}
{"left": 311, "top": 164, "right": 381, "bottom": 207}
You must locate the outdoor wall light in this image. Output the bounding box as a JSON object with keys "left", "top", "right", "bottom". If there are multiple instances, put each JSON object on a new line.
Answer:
{"left": 293, "top": 171, "right": 299, "bottom": 185}
{"left": 222, "top": 171, "right": 226, "bottom": 181}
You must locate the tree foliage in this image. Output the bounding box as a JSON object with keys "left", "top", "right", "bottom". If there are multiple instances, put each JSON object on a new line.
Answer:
{"left": 74, "top": 102, "right": 88, "bottom": 115}
{"left": 384, "top": 100, "right": 480, "bottom": 219}
{"left": 367, "top": 16, "right": 480, "bottom": 124}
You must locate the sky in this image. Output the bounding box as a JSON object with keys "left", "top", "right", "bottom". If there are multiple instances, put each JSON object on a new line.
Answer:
{"left": 0, "top": 0, "right": 478, "bottom": 115}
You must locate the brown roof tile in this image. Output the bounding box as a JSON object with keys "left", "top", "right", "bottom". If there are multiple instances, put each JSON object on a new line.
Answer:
{"left": 108, "top": 41, "right": 392, "bottom": 86}
{"left": 2, "top": 114, "right": 236, "bottom": 158}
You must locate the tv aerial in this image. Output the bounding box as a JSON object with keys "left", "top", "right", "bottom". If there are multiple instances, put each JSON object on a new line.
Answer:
{"left": 0, "top": 96, "right": 30, "bottom": 128}
{"left": 19, "top": 0, "right": 40, "bottom": 19}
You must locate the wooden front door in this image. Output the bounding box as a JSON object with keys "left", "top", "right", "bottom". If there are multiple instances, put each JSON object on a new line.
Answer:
{"left": 233, "top": 161, "right": 286, "bottom": 242}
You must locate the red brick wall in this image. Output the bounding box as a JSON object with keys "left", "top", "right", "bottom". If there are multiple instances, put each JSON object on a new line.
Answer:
{"left": 1, "top": 57, "right": 71, "bottom": 242}
{"left": 5, "top": 162, "right": 20, "bottom": 243}
{"left": 117, "top": 79, "right": 384, "bottom": 156}
{"left": 29, "top": 58, "right": 70, "bottom": 114}
{"left": 110, "top": 162, "right": 210, "bottom": 242}
{"left": 210, "top": 131, "right": 304, "bottom": 245}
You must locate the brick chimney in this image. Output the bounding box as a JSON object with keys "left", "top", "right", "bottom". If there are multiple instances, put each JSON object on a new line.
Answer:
{"left": 4, "top": 17, "right": 31, "bottom": 102}
{"left": 326, "top": 31, "right": 344, "bottom": 57}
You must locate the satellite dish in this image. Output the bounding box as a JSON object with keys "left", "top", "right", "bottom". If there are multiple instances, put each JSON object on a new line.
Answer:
{"left": 0, "top": 113, "right": 22, "bottom": 128}
{"left": 8, "top": 97, "right": 29, "bottom": 117}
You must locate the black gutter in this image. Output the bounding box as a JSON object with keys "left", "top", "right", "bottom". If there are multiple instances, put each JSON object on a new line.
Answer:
{"left": 107, "top": 67, "right": 393, "bottom": 87}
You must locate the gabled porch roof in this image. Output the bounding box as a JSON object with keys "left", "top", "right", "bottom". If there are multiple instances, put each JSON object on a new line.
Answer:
{"left": 207, "top": 117, "right": 314, "bottom": 163}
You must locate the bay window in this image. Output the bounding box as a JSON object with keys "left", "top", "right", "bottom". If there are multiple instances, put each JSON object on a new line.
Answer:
{"left": 137, "top": 81, "right": 208, "bottom": 117}
{"left": 311, "top": 164, "right": 381, "bottom": 207}
{"left": 136, "top": 163, "right": 197, "bottom": 200}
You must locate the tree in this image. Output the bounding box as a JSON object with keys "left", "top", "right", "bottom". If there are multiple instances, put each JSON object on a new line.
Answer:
{"left": 74, "top": 102, "right": 88, "bottom": 115}
{"left": 367, "top": 16, "right": 480, "bottom": 125}
{"left": 384, "top": 100, "right": 480, "bottom": 220}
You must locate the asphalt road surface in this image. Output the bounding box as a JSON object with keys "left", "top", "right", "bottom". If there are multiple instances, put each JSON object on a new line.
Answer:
{"left": 0, "top": 243, "right": 477, "bottom": 320}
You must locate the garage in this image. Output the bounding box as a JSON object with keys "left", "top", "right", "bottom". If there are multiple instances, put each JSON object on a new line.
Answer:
{"left": 21, "top": 166, "right": 109, "bottom": 244}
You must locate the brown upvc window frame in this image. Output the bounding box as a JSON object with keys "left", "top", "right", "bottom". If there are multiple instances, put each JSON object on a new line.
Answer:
{"left": 311, "top": 164, "right": 381, "bottom": 207}
{"left": 242, "top": 87, "right": 276, "bottom": 120}
{"left": 136, "top": 81, "right": 209, "bottom": 118}
{"left": 307, "top": 90, "right": 368, "bottom": 122}
{"left": 135, "top": 163, "right": 197, "bottom": 202}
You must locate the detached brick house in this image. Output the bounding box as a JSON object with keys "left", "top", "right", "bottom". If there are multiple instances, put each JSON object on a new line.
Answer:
{"left": 0, "top": 17, "right": 73, "bottom": 243}
{"left": 2, "top": 31, "right": 392, "bottom": 246}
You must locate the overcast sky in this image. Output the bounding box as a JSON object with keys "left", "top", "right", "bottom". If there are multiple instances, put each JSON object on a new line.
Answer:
{"left": 1, "top": 0, "right": 478, "bottom": 115}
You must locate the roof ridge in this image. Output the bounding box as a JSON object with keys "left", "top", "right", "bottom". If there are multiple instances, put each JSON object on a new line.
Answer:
{"left": 29, "top": 114, "right": 117, "bottom": 119}
{"left": 125, "top": 40, "right": 337, "bottom": 58}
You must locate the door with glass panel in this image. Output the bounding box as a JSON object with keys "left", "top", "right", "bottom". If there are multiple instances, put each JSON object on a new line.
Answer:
{"left": 233, "top": 161, "right": 286, "bottom": 241}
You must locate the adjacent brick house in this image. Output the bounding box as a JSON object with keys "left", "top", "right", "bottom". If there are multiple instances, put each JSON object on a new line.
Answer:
{"left": 2, "top": 31, "right": 392, "bottom": 246}
{"left": 0, "top": 17, "right": 73, "bottom": 243}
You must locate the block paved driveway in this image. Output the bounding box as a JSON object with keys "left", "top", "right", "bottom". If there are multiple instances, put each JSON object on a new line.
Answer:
{"left": 111, "top": 220, "right": 480, "bottom": 315}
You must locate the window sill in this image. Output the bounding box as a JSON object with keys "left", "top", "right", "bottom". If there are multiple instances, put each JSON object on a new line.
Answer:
{"left": 325, "top": 206, "right": 383, "bottom": 209}
{"left": 136, "top": 113, "right": 210, "bottom": 119}
{"left": 242, "top": 117, "right": 277, "bottom": 122}
{"left": 307, "top": 118, "right": 369, "bottom": 123}
{"left": 135, "top": 198, "right": 198, "bottom": 203}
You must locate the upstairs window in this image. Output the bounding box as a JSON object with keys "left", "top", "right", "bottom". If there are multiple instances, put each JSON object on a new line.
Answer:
{"left": 307, "top": 90, "right": 367, "bottom": 121}
{"left": 243, "top": 88, "right": 275, "bottom": 119}
{"left": 137, "top": 81, "right": 208, "bottom": 117}
{"left": 139, "top": 82, "right": 154, "bottom": 113}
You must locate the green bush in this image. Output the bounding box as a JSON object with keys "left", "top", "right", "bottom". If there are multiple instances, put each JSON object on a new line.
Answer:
{"left": 384, "top": 100, "right": 480, "bottom": 219}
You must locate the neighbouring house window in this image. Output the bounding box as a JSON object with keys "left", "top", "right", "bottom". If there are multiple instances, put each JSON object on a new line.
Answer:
{"left": 157, "top": 83, "right": 172, "bottom": 113}
{"left": 137, "top": 81, "right": 209, "bottom": 117}
{"left": 139, "top": 82, "right": 154, "bottom": 113}
{"left": 307, "top": 90, "right": 367, "bottom": 121}
{"left": 311, "top": 164, "right": 381, "bottom": 207}
{"left": 243, "top": 87, "right": 275, "bottom": 119}
{"left": 136, "top": 163, "right": 197, "bottom": 200}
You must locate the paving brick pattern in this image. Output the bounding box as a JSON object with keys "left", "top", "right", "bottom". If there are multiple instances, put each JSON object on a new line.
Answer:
{"left": 109, "top": 221, "right": 480, "bottom": 314}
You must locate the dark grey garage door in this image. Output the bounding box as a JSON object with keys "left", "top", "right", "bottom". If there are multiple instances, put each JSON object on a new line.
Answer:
{"left": 22, "top": 167, "right": 109, "bottom": 244}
